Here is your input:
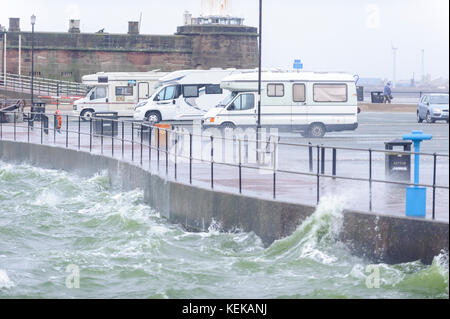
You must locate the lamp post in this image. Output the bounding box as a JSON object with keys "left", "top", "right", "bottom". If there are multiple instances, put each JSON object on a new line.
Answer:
{"left": 256, "top": 0, "right": 262, "bottom": 160}
{"left": 31, "top": 14, "right": 36, "bottom": 106}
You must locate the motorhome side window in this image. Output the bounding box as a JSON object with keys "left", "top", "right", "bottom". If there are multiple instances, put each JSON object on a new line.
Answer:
{"left": 293, "top": 84, "right": 306, "bottom": 102}
{"left": 183, "top": 85, "right": 199, "bottom": 98}
{"left": 91, "top": 87, "right": 107, "bottom": 100}
{"left": 229, "top": 94, "right": 255, "bottom": 111}
{"left": 267, "top": 84, "right": 284, "bottom": 97}
{"left": 205, "top": 84, "right": 223, "bottom": 95}
{"left": 115, "top": 86, "right": 133, "bottom": 96}
{"left": 313, "top": 84, "right": 347, "bottom": 102}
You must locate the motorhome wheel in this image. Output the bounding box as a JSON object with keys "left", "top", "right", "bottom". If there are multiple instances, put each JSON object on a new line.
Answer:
{"left": 80, "top": 109, "right": 94, "bottom": 122}
{"left": 308, "top": 123, "right": 326, "bottom": 138}
{"left": 146, "top": 111, "right": 161, "bottom": 123}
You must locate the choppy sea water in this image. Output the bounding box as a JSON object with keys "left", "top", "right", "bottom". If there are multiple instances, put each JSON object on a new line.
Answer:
{"left": 0, "top": 161, "right": 448, "bottom": 299}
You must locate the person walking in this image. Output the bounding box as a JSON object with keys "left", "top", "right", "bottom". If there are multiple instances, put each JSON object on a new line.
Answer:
{"left": 383, "top": 81, "right": 393, "bottom": 104}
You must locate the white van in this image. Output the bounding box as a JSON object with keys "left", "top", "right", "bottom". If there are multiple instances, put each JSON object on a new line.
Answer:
{"left": 202, "top": 71, "right": 359, "bottom": 137}
{"left": 73, "top": 71, "right": 167, "bottom": 120}
{"left": 133, "top": 68, "right": 253, "bottom": 123}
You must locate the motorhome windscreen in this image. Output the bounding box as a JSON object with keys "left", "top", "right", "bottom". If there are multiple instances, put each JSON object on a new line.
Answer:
{"left": 230, "top": 94, "right": 255, "bottom": 111}
{"left": 90, "top": 87, "right": 107, "bottom": 100}
{"left": 218, "top": 92, "right": 238, "bottom": 107}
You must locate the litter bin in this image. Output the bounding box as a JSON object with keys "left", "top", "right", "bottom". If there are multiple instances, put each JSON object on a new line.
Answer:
{"left": 356, "top": 86, "right": 364, "bottom": 102}
{"left": 154, "top": 124, "right": 171, "bottom": 148}
{"left": 31, "top": 101, "right": 46, "bottom": 121}
{"left": 93, "top": 112, "right": 118, "bottom": 136}
{"left": 385, "top": 139, "right": 412, "bottom": 181}
{"left": 371, "top": 91, "right": 384, "bottom": 104}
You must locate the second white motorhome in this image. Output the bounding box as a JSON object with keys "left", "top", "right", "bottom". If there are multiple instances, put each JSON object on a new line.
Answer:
{"left": 133, "top": 68, "right": 253, "bottom": 123}
{"left": 73, "top": 71, "right": 167, "bottom": 120}
{"left": 202, "top": 71, "right": 359, "bottom": 138}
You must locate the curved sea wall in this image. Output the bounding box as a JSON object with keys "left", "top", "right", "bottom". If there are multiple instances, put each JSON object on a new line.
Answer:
{"left": 0, "top": 140, "right": 448, "bottom": 265}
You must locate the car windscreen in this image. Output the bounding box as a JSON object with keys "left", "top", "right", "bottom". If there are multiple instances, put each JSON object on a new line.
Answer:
{"left": 429, "top": 95, "right": 449, "bottom": 104}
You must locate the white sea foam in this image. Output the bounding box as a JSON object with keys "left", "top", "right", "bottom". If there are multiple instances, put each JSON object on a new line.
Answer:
{"left": 0, "top": 269, "right": 14, "bottom": 289}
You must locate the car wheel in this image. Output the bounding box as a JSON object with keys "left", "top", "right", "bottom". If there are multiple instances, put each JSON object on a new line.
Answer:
{"left": 80, "top": 109, "right": 94, "bottom": 122}
{"left": 145, "top": 111, "right": 161, "bottom": 124}
{"left": 417, "top": 111, "right": 423, "bottom": 123}
{"left": 426, "top": 112, "right": 435, "bottom": 124}
{"left": 308, "top": 123, "right": 326, "bottom": 138}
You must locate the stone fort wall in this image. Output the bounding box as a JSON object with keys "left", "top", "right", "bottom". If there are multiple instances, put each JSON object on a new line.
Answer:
{"left": 0, "top": 24, "right": 258, "bottom": 82}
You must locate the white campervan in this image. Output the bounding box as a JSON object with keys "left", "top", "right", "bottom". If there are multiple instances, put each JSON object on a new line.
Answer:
{"left": 202, "top": 71, "right": 359, "bottom": 138}
{"left": 133, "top": 68, "right": 253, "bottom": 123}
{"left": 73, "top": 71, "right": 167, "bottom": 120}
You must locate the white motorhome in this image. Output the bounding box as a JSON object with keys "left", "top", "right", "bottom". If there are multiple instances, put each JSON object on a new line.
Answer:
{"left": 202, "top": 71, "right": 359, "bottom": 137}
{"left": 133, "top": 68, "right": 253, "bottom": 123}
{"left": 73, "top": 71, "right": 167, "bottom": 120}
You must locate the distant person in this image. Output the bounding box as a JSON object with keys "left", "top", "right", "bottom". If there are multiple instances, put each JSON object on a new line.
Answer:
{"left": 383, "top": 82, "right": 393, "bottom": 104}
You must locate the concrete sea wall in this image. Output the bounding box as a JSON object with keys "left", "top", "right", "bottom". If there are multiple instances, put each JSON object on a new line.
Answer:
{"left": 0, "top": 140, "right": 448, "bottom": 265}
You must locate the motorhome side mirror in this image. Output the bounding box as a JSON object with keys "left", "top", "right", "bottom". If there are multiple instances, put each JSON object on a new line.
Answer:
{"left": 154, "top": 96, "right": 160, "bottom": 102}
{"left": 227, "top": 104, "right": 235, "bottom": 111}
{"left": 173, "top": 100, "right": 176, "bottom": 105}
{"left": 90, "top": 94, "right": 94, "bottom": 101}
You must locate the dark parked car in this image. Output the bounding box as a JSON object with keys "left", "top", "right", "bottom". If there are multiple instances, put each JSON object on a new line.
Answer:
{"left": 417, "top": 93, "right": 449, "bottom": 123}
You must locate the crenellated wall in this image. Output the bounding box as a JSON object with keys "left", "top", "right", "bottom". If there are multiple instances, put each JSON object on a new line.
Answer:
{"left": 0, "top": 24, "right": 258, "bottom": 82}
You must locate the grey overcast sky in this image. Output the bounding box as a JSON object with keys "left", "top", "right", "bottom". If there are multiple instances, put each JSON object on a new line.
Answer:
{"left": 1, "top": 0, "right": 449, "bottom": 81}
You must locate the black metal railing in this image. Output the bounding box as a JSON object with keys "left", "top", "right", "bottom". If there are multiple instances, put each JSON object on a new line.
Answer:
{"left": 0, "top": 110, "right": 448, "bottom": 221}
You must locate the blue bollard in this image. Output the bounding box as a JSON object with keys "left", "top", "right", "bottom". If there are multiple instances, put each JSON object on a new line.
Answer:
{"left": 402, "top": 131, "right": 432, "bottom": 218}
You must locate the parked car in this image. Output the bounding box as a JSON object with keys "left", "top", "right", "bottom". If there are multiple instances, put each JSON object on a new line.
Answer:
{"left": 417, "top": 93, "right": 449, "bottom": 123}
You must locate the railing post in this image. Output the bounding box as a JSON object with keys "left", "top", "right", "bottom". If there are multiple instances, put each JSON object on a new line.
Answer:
{"left": 66, "top": 115, "right": 69, "bottom": 148}
{"left": 239, "top": 139, "right": 242, "bottom": 194}
{"left": 189, "top": 133, "right": 192, "bottom": 184}
{"left": 316, "top": 145, "right": 320, "bottom": 204}
{"left": 112, "top": 119, "right": 115, "bottom": 158}
{"left": 165, "top": 129, "right": 168, "bottom": 176}
{"left": 53, "top": 114, "right": 56, "bottom": 144}
{"left": 174, "top": 129, "right": 177, "bottom": 180}
{"left": 432, "top": 153, "right": 437, "bottom": 220}
{"left": 101, "top": 118, "right": 104, "bottom": 155}
{"left": 332, "top": 148, "right": 337, "bottom": 178}
{"left": 369, "top": 149, "right": 373, "bottom": 212}
{"left": 90, "top": 117, "right": 92, "bottom": 152}
{"left": 211, "top": 135, "right": 214, "bottom": 189}
{"left": 273, "top": 139, "right": 277, "bottom": 199}
{"left": 28, "top": 112, "right": 30, "bottom": 143}
{"left": 140, "top": 123, "right": 143, "bottom": 166}
{"left": 149, "top": 126, "right": 152, "bottom": 171}
{"left": 14, "top": 112, "right": 16, "bottom": 141}
{"left": 78, "top": 115, "right": 80, "bottom": 150}
{"left": 121, "top": 121, "right": 124, "bottom": 159}
{"left": 0, "top": 111, "right": 2, "bottom": 140}
{"left": 40, "top": 115, "right": 43, "bottom": 144}
{"left": 157, "top": 128, "right": 160, "bottom": 171}
{"left": 131, "top": 122, "right": 134, "bottom": 162}
{"left": 321, "top": 145, "right": 325, "bottom": 174}
{"left": 309, "top": 142, "right": 313, "bottom": 172}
